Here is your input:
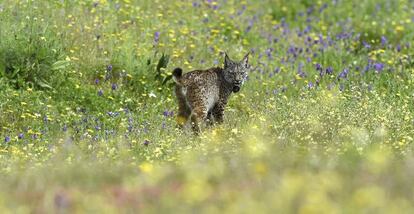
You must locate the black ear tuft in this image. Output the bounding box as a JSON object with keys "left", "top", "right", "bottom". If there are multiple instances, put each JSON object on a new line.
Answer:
{"left": 241, "top": 52, "right": 249, "bottom": 68}
{"left": 224, "top": 52, "right": 231, "bottom": 68}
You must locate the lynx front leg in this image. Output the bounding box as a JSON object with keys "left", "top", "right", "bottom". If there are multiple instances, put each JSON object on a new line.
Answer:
{"left": 206, "top": 111, "right": 214, "bottom": 127}
{"left": 212, "top": 103, "right": 225, "bottom": 124}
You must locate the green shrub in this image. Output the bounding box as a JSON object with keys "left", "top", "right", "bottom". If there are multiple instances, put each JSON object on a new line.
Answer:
{"left": 0, "top": 15, "right": 68, "bottom": 91}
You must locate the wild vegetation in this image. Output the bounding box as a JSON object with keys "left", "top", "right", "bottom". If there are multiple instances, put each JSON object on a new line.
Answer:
{"left": 0, "top": 0, "right": 414, "bottom": 212}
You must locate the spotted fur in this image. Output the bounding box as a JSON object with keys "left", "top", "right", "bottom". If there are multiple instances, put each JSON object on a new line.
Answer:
{"left": 173, "top": 53, "right": 250, "bottom": 133}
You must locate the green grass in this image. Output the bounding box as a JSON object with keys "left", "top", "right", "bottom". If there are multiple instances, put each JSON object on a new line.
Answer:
{"left": 1, "top": 0, "right": 414, "bottom": 212}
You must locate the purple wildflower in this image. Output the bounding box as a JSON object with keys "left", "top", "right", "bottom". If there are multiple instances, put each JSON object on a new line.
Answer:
{"left": 396, "top": 44, "right": 401, "bottom": 52}
{"left": 95, "top": 79, "right": 100, "bottom": 85}
{"left": 18, "top": 133, "right": 24, "bottom": 139}
{"left": 265, "top": 48, "right": 273, "bottom": 58}
{"left": 111, "top": 83, "right": 117, "bottom": 90}
{"left": 308, "top": 82, "right": 314, "bottom": 89}
{"left": 4, "top": 136, "right": 10, "bottom": 143}
{"left": 315, "top": 63, "right": 322, "bottom": 71}
{"left": 297, "top": 62, "right": 307, "bottom": 78}
{"left": 107, "top": 111, "right": 120, "bottom": 117}
{"left": 298, "top": 70, "right": 307, "bottom": 78}
{"left": 304, "top": 25, "right": 311, "bottom": 34}
{"left": 98, "top": 89, "right": 103, "bottom": 96}
{"left": 106, "top": 64, "right": 113, "bottom": 72}
{"left": 154, "top": 31, "right": 160, "bottom": 44}
{"left": 362, "top": 41, "right": 371, "bottom": 49}
{"left": 381, "top": 36, "right": 387, "bottom": 46}
{"left": 319, "top": 3, "right": 328, "bottom": 12}
{"left": 338, "top": 68, "right": 349, "bottom": 79}
{"left": 374, "top": 63, "right": 384, "bottom": 71}
{"left": 143, "top": 140, "right": 150, "bottom": 146}
{"left": 326, "top": 66, "right": 333, "bottom": 75}
{"left": 306, "top": 6, "right": 314, "bottom": 15}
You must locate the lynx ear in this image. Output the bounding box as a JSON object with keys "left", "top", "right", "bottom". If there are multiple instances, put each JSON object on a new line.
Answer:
{"left": 224, "top": 52, "right": 232, "bottom": 68}
{"left": 241, "top": 52, "right": 249, "bottom": 68}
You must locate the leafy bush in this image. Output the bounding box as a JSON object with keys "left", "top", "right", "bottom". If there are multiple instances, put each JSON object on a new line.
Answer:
{"left": 0, "top": 16, "right": 68, "bottom": 90}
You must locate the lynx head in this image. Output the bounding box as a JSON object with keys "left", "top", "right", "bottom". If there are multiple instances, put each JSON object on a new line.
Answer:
{"left": 223, "top": 52, "right": 250, "bottom": 93}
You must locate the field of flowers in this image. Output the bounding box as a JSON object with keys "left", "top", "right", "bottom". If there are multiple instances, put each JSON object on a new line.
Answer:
{"left": 1, "top": 0, "right": 414, "bottom": 212}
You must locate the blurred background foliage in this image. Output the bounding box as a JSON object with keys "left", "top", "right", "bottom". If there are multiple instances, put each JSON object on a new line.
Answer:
{"left": 0, "top": 0, "right": 414, "bottom": 212}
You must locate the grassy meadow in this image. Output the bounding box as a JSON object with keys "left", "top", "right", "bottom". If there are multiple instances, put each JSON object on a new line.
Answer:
{"left": 1, "top": 0, "right": 414, "bottom": 212}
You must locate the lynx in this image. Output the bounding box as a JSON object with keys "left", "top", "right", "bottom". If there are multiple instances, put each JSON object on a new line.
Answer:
{"left": 172, "top": 52, "right": 250, "bottom": 133}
